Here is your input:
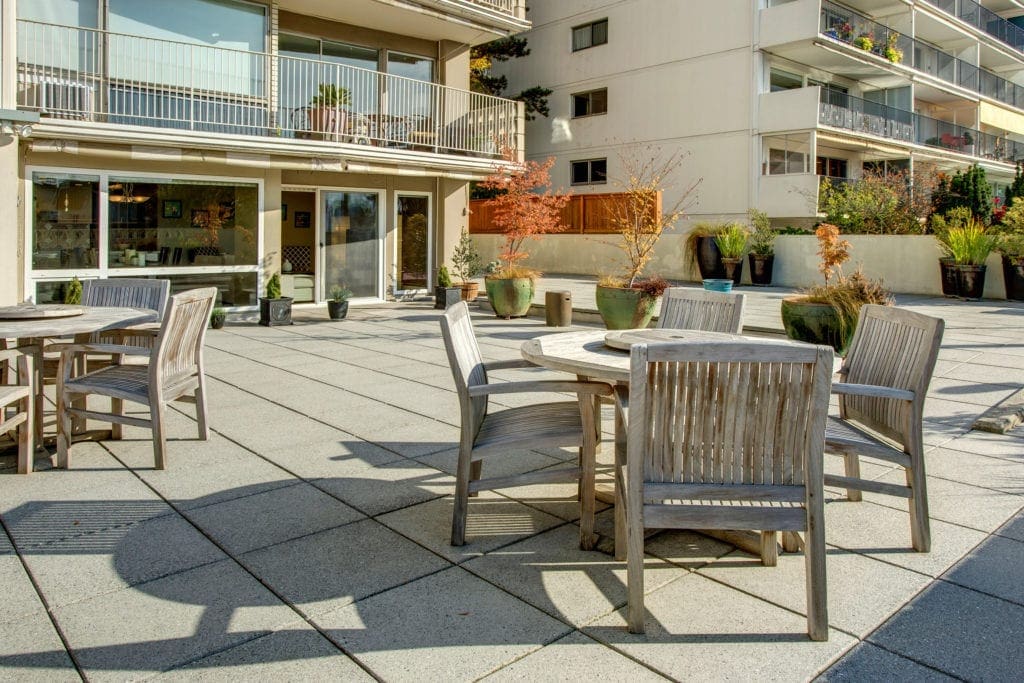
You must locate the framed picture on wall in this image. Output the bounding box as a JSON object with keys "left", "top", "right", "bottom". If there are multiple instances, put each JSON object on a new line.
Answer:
{"left": 162, "top": 200, "right": 182, "bottom": 219}
{"left": 191, "top": 209, "right": 210, "bottom": 228}
{"left": 218, "top": 201, "right": 235, "bottom": 221}
{"left": 281, "top": 203, "right": 288, "bottom": 221}
{"left": 294, "top": 211, "right": 311, "bottom": 228}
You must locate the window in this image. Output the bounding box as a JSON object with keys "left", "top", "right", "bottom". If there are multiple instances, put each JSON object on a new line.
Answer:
{"left": 571, "top": 159, "right": 607, "bottom": 185}
{"left": 815, "top": 156, "right": 848, "bottom": 179}
{"left": 572, "top": 89, "right": 607, "bottom": 118}
{"left": 768, "top": 149, "right": 806, "bottom": 174}
{"left": 572, "top": 19, "right": 608, "bottom": 51}
{"left": 770, "top": 69, "right": 803, "bottom": 92}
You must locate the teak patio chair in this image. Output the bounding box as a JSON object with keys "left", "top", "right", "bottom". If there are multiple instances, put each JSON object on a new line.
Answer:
{"left": 617, "top": 339, "right": 833, "bottom": 640}
{"left": 440, "top": 302, "right": 612, "bottom": 548}
{"left": 824, "top": 304, "right": 944, "bottom": 552}
{"left": 80, "top": 277, "right": 171, "bottom": 349}
{"left": 56, "top": 287, "right": 216, "bottom": 470}
{"left": 0, "top": 348, "right": 35, "bottom": 474}
{"left": 657, "top": 287, "right": 746, "bottom": 333}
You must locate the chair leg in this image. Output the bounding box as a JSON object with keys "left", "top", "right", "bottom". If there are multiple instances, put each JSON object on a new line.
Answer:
{"left": 760, "top": 531, "right": 779, "bottom": 566}
{"left": 451, "top": 442, "right": 473, "bottom": 546}
{"left": 468, "top": 459, "right": 482, "bottom": 497}
{"left": 579, "top": 398, "right": 597, "bottom": 551}
{"left": 614, "top": 405, "right": 628, "bottom": 562}
{"left": 111, "top": 398, "right": 124, "bottom": 440}
{"left": 842, "top": 453, "right": 863, "bottom": 502}
{"left": 195, "top": 375, "right": 210, "bottom": 440}
{"left": 56, "top": 388, "right": 72, "bottom": 469}
{"left": 906, "top": 443, "right": 931, "bottom": 552}
{"left": 804, "top": 513, "right": 829, "bottom": 641}
{"left": 151, "top": 401, "right": 168, "bottom": 470}
{"left": 782, "top": 531, "right": 803, "bottom": 553}
{"left": 17, "top": 389, "right": 34, "bottom": 475}
{"left": 625, "top": 488, "right": 646, "bottom": 634}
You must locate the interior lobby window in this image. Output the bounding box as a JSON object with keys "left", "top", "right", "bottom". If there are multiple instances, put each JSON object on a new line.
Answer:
{"left": 31, "top": 172, "right": 100, "bottom": 271}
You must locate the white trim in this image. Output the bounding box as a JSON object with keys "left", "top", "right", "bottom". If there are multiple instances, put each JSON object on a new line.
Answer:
{"left": 317, "top": 186, "right": 387, "bottom": 303}
{"left": 24, "top": 164, "right": 264, "bottom": 306}
{"left": 393, "top": 191, "right": 433, "bottom": 296}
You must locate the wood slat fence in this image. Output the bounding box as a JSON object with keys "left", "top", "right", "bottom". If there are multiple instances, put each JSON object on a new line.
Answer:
{"left": 469, "top": 192, "right": 660, "bottom": 235}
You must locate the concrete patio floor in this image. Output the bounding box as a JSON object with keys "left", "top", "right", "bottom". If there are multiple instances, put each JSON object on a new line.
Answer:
{"left": 1, "top": 279, "right": 1023, "bottom": 681}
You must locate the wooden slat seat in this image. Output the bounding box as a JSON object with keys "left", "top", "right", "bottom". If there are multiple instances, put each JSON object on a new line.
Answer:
{"left": 823, "top": 305, "right": 944, "bottom": 552}
{"left": 56, "top": 287, "right": 216, "bottom": 470}
{"left": 618, "top": 339, "right": 833, "bottom": 641}
{"left": 440, "top": 302, "right": 612, "bottom": 548}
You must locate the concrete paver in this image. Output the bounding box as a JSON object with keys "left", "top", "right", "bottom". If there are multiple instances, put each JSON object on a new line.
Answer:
{"left": 0, "top": 278, "right": 1022, "bottom": 680}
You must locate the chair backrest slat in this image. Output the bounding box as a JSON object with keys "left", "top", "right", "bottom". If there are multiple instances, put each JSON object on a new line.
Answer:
{"left": 657, "top": 288, "right": 745, "bottom": 333}
{"left": 152, "top": 288, "right": 216, "bottom": 390}
{"left": 631, "top": 341, "right": 832, "bottom": 489}
{"left": 440, "top": 302, "right": 488, "bottom": 435}
{"left": 82, "top": 278, "right": 171, "bottom": 345}
{"left": 841, "top": 305, "right": 944, "bottom": 442}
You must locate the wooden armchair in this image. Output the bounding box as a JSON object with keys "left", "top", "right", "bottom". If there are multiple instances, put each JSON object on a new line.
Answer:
{"left": 824, "top": 305, "right": 944, "bottom": 552}
{"left": 617, "top": 340, "right": 833, "bottom": 640}
{"left": 440, "top": 302, "right": 612, "bottom": 548}
{"left": 657, "top": 287, "right": 745, "bottom": 333}
{"left": 0, "top": 348, "right": 34, "bottom": 474}
{"left": 56, "top": 287, "right": 217, "bottom": 470}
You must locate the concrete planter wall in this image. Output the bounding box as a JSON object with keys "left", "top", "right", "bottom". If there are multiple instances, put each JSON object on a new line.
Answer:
{"left": 470, "top": 233, "right": 1011, "bottom": 298}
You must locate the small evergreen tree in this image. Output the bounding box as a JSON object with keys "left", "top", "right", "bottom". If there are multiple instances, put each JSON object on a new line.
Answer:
{"left": 1006, "top": 163, "right": 1024, "bottom": 208}
{"left": 933, "top": 165, "right": 993, "bottom": 224}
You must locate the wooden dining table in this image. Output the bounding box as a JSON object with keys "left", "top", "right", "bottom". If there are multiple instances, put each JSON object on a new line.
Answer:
{"left": 522, "top": 327, "right": 805, "bottom": 558}
{"left": 1, "top": 304, "right": 159, "bottom": 469}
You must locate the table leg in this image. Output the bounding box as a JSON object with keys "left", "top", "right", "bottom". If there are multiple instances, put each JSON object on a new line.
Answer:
{"left": 614, "top": 399, "right": 627, "bottom": 562}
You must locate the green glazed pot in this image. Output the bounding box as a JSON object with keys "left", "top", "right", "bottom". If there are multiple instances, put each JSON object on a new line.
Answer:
{"left": 596, "top": 285, "right": 658, "bottom": 330}
{"left": 485, "top": 277, "right": 534, "bottom": 318}
{"left": 780, "top": 296, "right": 854, "bottom": 355}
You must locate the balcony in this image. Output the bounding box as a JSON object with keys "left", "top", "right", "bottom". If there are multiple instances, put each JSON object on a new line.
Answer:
{"left": 922, "top": 0, "right": 1024, "bottom": 54}
{"left": 761, "top": 0, "right": 1024, "bottom": 112}
{"left": 760, "top": 85, "right": 1024, "bottom": 163}
{"left": 16, "top": 20, "right": 521, "bottom": 161}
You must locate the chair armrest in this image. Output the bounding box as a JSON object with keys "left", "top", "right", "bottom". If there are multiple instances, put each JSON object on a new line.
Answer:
{"left": 467, "top": 380, "right": 612, "bottom": 398}
{"left": 483, "top": 358, "right": 539, "bottom": 372}
{"left": 832, "top": 382, "right": 914, "bottom": 402}
{"left": 54, "top": 343, "right": 152, "bottom": 358}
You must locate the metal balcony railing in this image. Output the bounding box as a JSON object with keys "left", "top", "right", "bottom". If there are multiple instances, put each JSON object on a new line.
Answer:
{"left": 820, "top": 1, "right": 1024, "bottom": 111}
{"left": 923, "top": 0, "right": 1024, "bottom": 53}
{"left": 15, "top": 19, "right": 520, "bottom": 159}
{"left": 818, "top": 86, "right": 1024, "bottom": 162}
{"left": 464, "top": 0, "right": 519, "bottom": 14}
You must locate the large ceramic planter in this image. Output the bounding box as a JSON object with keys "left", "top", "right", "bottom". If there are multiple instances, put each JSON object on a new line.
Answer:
{"left": 938, "top": 258, "right": 959, "bottom": 298}
{"left": 780, "top": 297, "right": 854, "bottom": 355}
{"left": 595, "top": 285, "right": 658, "bottom": 330}
{"left": 1002, "top": 255, "right": 1024, "bottom": 301}
{"left": 485, "top": 277, "right": 534, "bottom": 318}
{"left": 694, "top": 235, "right": 726, "bottom": 281}
{"left": 259, "top": 297, "right": 293, "bottom": 326}
{"left": 956, "top": 264, "right": 986, "bottom": 300}
{"left": 327, "top": 300, "right": 349, "bottom": 320}
{"left": 748, "top": 254, "right": 774, "bottom": 286}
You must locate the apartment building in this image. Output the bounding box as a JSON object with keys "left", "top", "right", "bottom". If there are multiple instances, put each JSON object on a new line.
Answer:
{"left": 492, "top": 0, "right": 1024, "bottom": 279}
{"left": 0, "top": 0, "right": 527, "bottom": 307}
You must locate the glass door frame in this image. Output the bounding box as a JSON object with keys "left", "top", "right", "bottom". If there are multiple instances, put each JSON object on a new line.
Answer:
{"left": 393, "top": 191, "right": 432, "bottom": 296}
{"left": 316, "top": 186, "right": 386, "bottom": 302}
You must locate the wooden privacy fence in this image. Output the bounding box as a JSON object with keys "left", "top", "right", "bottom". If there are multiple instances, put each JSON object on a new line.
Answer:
{"left": 469, "top": 192, "right": 660, "bottom": 235}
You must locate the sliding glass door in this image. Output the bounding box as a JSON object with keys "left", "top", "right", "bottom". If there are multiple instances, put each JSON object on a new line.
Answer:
{"left": 396, "top": 193, "right": 430, "bottom": 292}
{"left": 321, "top": 190, "right": 382, "bottom": 299}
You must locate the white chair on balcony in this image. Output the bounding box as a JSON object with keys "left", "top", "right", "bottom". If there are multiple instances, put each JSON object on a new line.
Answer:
{"left": 56, "top": 287, "right": 216, "bottom": 470}
{"left": 657, "top": 287, "right": 745, "bottom": 333}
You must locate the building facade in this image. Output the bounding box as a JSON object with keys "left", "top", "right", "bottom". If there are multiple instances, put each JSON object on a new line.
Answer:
{"left": 0, "top": 0, "right": 527, "bottom": 307}
{"left": 491, "top": 0, "right": 1024, "bottom": 279}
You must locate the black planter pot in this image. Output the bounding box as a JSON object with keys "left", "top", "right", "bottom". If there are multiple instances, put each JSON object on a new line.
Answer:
{"left": 434, "top": 286, "right": 461, "bottom": 309}
{"left": 956, "top": 265, "right": 986, "bottom": 300}
{"left": 259, "top": 297, "right": 293, "bottom": 326}
{"left": 327, "top": 300, "right": 349, "bottom": 320}
{"left": 695, "top": 235, "right": 726, "bottom": 280}
{"left": 748, "top": 254, "right": 774, "bottom": 286}
{"left": 722, "top": 258, "right": 743, "bottom": 285}
{"left": 1002, "top": 255, "right": 1024, "bottom": 301}
{"left": 209, "top": 313, "right": 225, "bottom": 329}
{"left": 938, "top": 258, "right": 959, "bottom": 298}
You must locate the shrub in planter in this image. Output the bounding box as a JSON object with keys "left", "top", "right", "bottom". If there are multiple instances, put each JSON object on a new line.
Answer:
{"left": 932, "top": 207, "right": 972, "bottom": 297}
{"left": 991, "top": 204, "right": 1024, "bottom": 300}
{"left": 209, "top": 307, "right": 226, "bottom": 329}
{"left": 746, "top": 209, "right": 776, "bottom": 286}
{"left": 434, "top": 265, "right": 461, "bottom": 309}
{"left": 946, "top": 220, "right": 996, "bottom": 300}
{"left": 259, "top": 272, "right": 293, "bottom": 326}
{"left": 64, "top": 276, "right": 82, "bottom": 304}
{"left": 451, "top": 229, "right": 482, "bottom": 302}
{"left": 328, "top": 284, "right": 352, "bottom": 320}
{"left": 685, "top": 222, "right": 728, "bottom": 280}
{"left": 714, "top": 222, "right": 749, "bottom": 284}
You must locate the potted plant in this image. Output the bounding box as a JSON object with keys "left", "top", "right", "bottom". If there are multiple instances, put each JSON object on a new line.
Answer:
{"left": 746, "top": 208, "right": 777, "bottom": 286}
{"left": 477, "top": 150, "right": 570, "bottom": 318}
{"left": 64, "top": 276, "right": 82, "bottom": 305}
{"left": 685, "top": 222, "right": 728, "bottom": 281}
{"left": 209, "top": 307, "right": 226, "bottom": 329}
{"left": 853, "top": 32, "right": 874, "bottom": 51}
{"left": 931, "top": 207, "right": 972, "bottom": 297}
{"left": 309, "top": 84, "right": 351, "bottom": 137}
{"left": 947, "top": 219, "right": 996, "bottom": 300}
{"left": 884, "top": 32, "right": 903, "bottom": 63}
{"left": 993, "top": 201, "right": 1024, "bottom": 301}
{"left": 596, "top": 146, "right": 699, "bottom": 329}
{"left": 780, "top": 224, "right": 892, "bottom": 354}
{"left": 259, "top": 272, "right": 293, "bottom": 326}
{"left": 327, "top": 284, "right": 352, "bottom": 319}
{"left": 714, "top": 222, "right": 749, "bottom": 284}
{"left": 451, "top": 228, "right": 483, "bottom": 302}
{"left": 434, "top": 265, "right": 462, "bottom": 309}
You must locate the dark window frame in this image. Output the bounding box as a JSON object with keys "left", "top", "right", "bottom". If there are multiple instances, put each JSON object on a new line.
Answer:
{"left": 571, "top": 88, "right": 608, "bottom": 118}
{"left": 571, "top": 158, "right": 608, "bottom": 185}
{"left": 572, "top": 19, "right": 609, "bottom": 52}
